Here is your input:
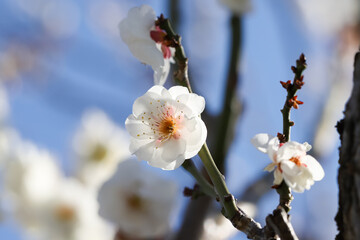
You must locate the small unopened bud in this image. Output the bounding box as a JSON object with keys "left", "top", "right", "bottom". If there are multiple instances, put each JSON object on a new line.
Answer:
{"left": 224, "top": 194, "right": 234, "bottom": 202}
{"left": 291, "top": 66, "right": 297, "bottom": 73}
{"left": 183, "top": 187, "right": 193, "bottom": 197}
{"left": 299, "top": 53, "right": 306, "bottom": 63}
{"left": 280, "top": 80, "right": 292, "bottom": 90}
{"left": 288, "top": 96, "right": 304, "bottom": 109}
{"left": 289, "top": 121, "right": 295, "bottom": 126}
{"left": 294, "top": 79, "right": 305, "bottom": 89}
{"left": 277, "top": 133, "right": 286, "bottom": 143}
{"left": 155, "top": 14, "right": 166, "bottom": 26}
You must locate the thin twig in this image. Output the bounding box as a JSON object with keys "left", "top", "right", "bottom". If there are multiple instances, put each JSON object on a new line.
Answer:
{"left": 198, "top": 144, "right": 265, "bottom": 239}
{"left": 280, "top": 53, "right": 307, "bottom": 142}
{"left": 182, "top": 159, "right": 217, "bottom": 198}
{"left": 157, "top": 16, "right": 192, "bottom": 93}
{"left": 213, "top": 14, "right": 243, "bottom": 174}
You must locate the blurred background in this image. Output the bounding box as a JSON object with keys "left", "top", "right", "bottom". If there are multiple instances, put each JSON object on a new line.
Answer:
{"left": 0, "top": 0, "right": 359, "bottom": 239}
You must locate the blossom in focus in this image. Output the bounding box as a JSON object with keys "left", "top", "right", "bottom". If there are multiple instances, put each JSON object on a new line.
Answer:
{"left": 219, "top": 0, "right": 251, "bottom": 14}
{"left": 251, "top": 133, "right": 325, "bottom": 193}
{"left": 73, "top": 109, "right": 130, "bottom": 189}
{"left": 119, "top": 4, "right": 175, "bottom": 85}
{"left": 98, "top": 160, "right": 178, "bottom": 239}
{"left": 125, "top": 85, "right": 207, "bottom": 170}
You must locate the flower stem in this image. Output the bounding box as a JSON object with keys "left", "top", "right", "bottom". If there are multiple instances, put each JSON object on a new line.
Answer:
{"left": 156, "top": 15, "right": 192, "bottom": 93}
{"left": 276, "top": 181, "right": 294, "bottom": 212}
{"left": 198, "top": 144, "right": 264, "bottom": 238}
{"left": 182, "top": 159, "right": 217, "bottom": 198}
{"left": 198, "top": 144, "right": 238, "bottom": 218}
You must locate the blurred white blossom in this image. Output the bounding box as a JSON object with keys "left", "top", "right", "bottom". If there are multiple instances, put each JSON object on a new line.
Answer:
{"left": 0, "top": 85, "right": 9, "bottom": 122}
{"left": 201, "top": 201, "right": 256, "bottom": 240}
{"left": 98, "top": 160, "right": 177, "bottom": 239}
{"left": 251, "top": 133, "right": 325, "bottom": 193}
{"left": 13, "top": 0, "right": 80, "bottom": 39}
{"left": 36, "top": 178, "right": 112, "bottom": 240}
{"left": 295, "top": 0, "right": 359, "bottom": 36}
{"left": 10, "top": 177, "right": 112, "bottom": 240}
{"left": 0, "top": 128, "right": 20, "bottom": 166}
{"left": 219, "top": 0, "right": 251, "bottom": 14}
{"left": 125, "top": 85, "right": 207, "bottom": 170}
{"left": 4, "top": 141, "right": 62, "bottom": 206}
{"left": 119, "top": 5, "right": 175, "bottom": 85}
{"left": 73, "top": 109, "right": 130, "bottom": 189}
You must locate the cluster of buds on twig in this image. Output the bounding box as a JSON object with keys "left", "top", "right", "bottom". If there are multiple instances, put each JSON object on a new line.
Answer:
{"left": 280, "top": 53, "right": 307, "bottom": 110}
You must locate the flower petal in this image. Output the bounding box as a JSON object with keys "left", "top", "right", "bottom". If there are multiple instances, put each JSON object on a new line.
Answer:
{"left": 303, "top": 155, "right": 324, "bottom": 181}
{"left": 153, "top": 59, "right": 170, "bottom": 85}
{"left": 264, "top": 162, "right": 276, "bottom": 172}
{"left": 273, "top": 168, "right": 283, "bottom": 185}
{"left": 127, "top": 41, "right": 165, "bottom": 68}
{"left": 125, "top": 115, "right": 153, "bottom": 139}
{"left": 132, "top": 141, "right": 156, "bottom": 162}
{"left": 251, "top": 133, "right": 274, "bottom": 153}
{"left": 281, "top": 160, "right": 301, "bottom": 176}
{"left": 182, "top": 118, "right": 207, "bottom": 159}
{"left": 168, "top": 86, "right": 189, "bottom": 99}
{"left": 176, "top": 93, "right": 205, "bottom": 117}
{"left": 119, "top": 5, "right": 156, "bottom": 41}
{"left": 161, "top": 139, "right": 186, "bottom": 163}
{"left": 132, "top": 89, "right": 171, "bottom": 117}
{"left": 267, "top": 137, "right": 280, "bottom": 162}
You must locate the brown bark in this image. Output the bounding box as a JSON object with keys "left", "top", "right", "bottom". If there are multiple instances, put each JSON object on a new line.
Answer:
{"left": 336, "top": 50, "right": 360, "bottom": 240}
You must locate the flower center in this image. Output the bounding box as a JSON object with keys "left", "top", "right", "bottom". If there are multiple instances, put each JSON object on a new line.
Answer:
{"left": 158, "top": 117, "right": 177, "bottom": 135}
{"left": 155, "top": 108, "right": 182, "bottom": 143}
{"left": 289, "top": 156, "right": 303, "bottom": 167}
{"left": 126, "top": 194, "right": 143, "bottom": 211}
{"left": 90, "top": 144, "right": 108, "bottom": 162}
{"left": 55, "top": 204, "right": 76, "bottom": 222}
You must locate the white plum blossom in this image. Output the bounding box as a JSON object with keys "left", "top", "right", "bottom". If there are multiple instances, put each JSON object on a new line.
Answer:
{"left": 13, "top": 177, "right": 113, "bottom": 240}
{"left": 36, "top": 178, "right": 113, "bottom": 240}
{"left": 220, "top": 0, "right": 251, "bottom": 14}
{"left": 125, "top": 85, "right": 207, "bottom": 170}
{"left": 119, "top": 5, "right": 175, "bottom": 85}
{"left": 3, "top": 141, "right": 62, "bottom": 206}
{"left": 73, "top": 109, "right": 130, "bottom": 189}
{"left": 2, "top": 140, "right": 64, "bottom": 232}
{"left": 251, "top": 133, "right": 325, "bottom": 193}
{"left": 98, "top": 160, "right": 178, "bottom": 239}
